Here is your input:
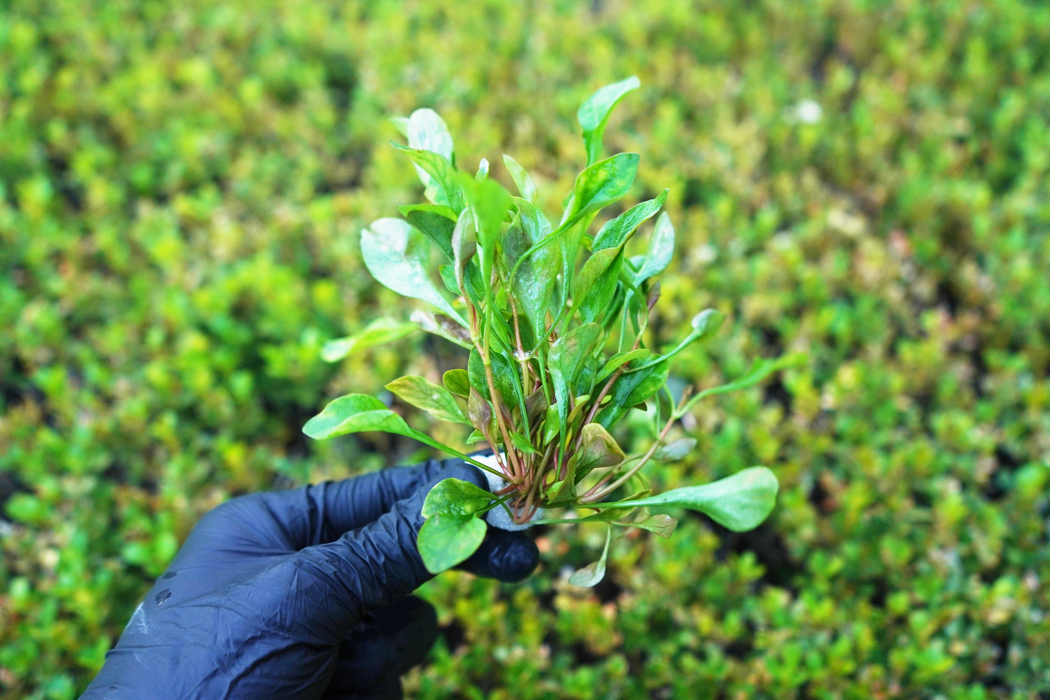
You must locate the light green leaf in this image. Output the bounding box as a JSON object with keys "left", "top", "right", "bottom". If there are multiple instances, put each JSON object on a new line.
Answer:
{"left": 421, "top": 477, "right": 493, "bottom": 518}
{"left": 568, "top": 524, "right": 611, "bottom": 587}
{"left": 577, "top": 76, "right": 641, "bottom": 166}
{"left": 407, "top": 108, "right": 454, "bottom": 189}
{"left": 418, "top": 512, "right": 487, "bottom": 574}
{"left": 475, "top": 158, "right": 489, "bottom": 180}
{"left": 398, "top": 204, "right": 457, "bottom": 261}
{"left": 385, "top": 376, "right": 470, "bottom": 425}
{"left": 505, "top": 198, "right": 558, "bottom": 338}
{"left": 390, "top": 143, "right": 466, "bottom": 212}
{"left": 389, "top": 116, "right": 410, "bottom": 137}
{"left": 635, "top": 211, "right": 674, "bottom": 284}
{"left": 549, "top": 323, "right": 602, "bottom": 430}
{"left": 654, "top": 437, "right": 697, "bottom": 461}
{"left": 611, "top": 467, "right": 779, "bottom": 532}
{"left": 443, "top": 369, "right": 470, "bottom": 397}
{"left": 321, "top": 318, "right": 417, "bottom": 362}
{"left": 502, "top": 154, "right": 538, "bottom": 203}
{"left": 592, "top": 189, "right": 668, "bottom": 252}
{"left": 361, "top": 218, "right": 466, "bottom": 326}
{"left": 574, "top": 246, "right": 624, "bottom": 323}
{"left": 625, "top": 514, "right": 677, "bottom": 538}
{"left": 410, "top": 310, "right": 473, "bottom": 349}
{"left": 303, "top": 394, "right": 414, "bottom": 440}
{"left": 460, "top": 176, "right": 511, "bottom": 286}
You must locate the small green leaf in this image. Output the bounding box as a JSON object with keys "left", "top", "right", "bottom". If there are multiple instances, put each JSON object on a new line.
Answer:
{"left": 596, "top": 360, "right": 669, "bottom": 430}
{"left": 510, "top": 430, "right": 539, "bottom": 455}
{"left": 502, "top": 154, "right": 538, "bottom": 203}
{"left": 475, "top": 157, "right": 489, "bottom": 180}
{"left": 577, "top": 76, "right": 641, "bottom": 166}
{"left": 625, "top": 514, "right": 677, "bottom": 539}
{"left": 398, "top": 204, "right": 458, "bottom": 261}
{"left": 611, "top": 467, "right": 779, "bottom": 532}
{"left": 361, "top": 218, "right": 466, "bottom": 326}
{"left": 418, "top": 512, "right": 487, "bottom": 574}
{"left": 421, "top": 477, "right": 493, "bottom": 517}
{"left": 385, "top": 376, "right": 470, "bottom": 425}
{"left": 568, "top": 524, "right": 611, "bottom": 587}
{"left": 654, "top": 437, "right": 696, "bottom": 461}
{"left": 597, "top": 349, "right": 651, "bottom": 381}
{"left": 321, "top": 318, "right": 417, "bottom": 362}
{"left": 542, "top": 405, "right": 560, "bottom": 445}
{"left": 443, "top": 369, "right": 471, "bottom": 397}
{"left": 391, "top": 143, "right": 466, "bottom": 212}
{"left": 635, "top": 211, "right": 674, "bottom": 284}
{"left": 575, "top": 423, "right": 626, "bottom": 480}
{"left": 460, "top": 176, "right": 512, "bottom": 287}
{"left": 465, "top": 429, "right": 486, "bottom": 446}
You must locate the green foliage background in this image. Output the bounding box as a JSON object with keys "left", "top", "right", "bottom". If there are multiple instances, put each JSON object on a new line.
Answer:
{"left": 2, "top": 0, "right": 1050, "bottom": 697}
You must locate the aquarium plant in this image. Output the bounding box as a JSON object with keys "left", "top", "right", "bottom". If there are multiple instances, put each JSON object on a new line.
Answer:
{"left": 305, "top": 78, "right": 793, "bottom": 584}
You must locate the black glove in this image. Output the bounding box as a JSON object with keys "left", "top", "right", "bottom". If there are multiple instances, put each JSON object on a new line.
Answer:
{"left": 81, "top": 457, "right": 538, "bottom": 700}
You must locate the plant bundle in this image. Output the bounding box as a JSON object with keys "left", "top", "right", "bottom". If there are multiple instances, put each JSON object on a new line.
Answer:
{"left": 305, "top": 78, "right": 792, "bottom": 584}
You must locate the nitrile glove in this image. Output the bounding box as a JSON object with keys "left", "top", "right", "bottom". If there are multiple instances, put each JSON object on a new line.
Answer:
{"left": 80, "top": 457, "right": 538, "bottom": 700}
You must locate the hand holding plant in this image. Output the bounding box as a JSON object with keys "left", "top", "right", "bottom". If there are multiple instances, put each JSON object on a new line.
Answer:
{"left": 306, "top": 78, "right": 794, "bottom": 584}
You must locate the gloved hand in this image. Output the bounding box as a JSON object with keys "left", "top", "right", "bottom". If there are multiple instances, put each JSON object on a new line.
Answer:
{"left": 81, "top": 457, "right": 538, "bottom": 700}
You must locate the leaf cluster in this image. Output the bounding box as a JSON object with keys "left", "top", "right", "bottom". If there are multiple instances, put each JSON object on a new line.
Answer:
{"left": 308, "top": 79, "right": 787, "bottom": 580}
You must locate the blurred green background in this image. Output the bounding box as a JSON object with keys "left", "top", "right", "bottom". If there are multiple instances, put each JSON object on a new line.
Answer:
{"left": 2, "top": 0, "right": 1050, "bottom": 697}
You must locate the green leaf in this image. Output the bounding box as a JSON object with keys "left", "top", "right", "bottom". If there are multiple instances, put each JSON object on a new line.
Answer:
{"left": 475, "top": 157, "right": 489, "bottom": 180}
{"left": 421, "top": 477, "right": 493, "bottom": 517}
{"left": 596, "top": 360, "right": 669, "bottom": 429}
{"left": 502, "top": 154, "right": 538, "bottom": 203}
{"left": 505, "top": 198, "right": 558, "bottom": 338}
{"left": 625, "top": 514, "right": 677, "bottom": 539}
{"left": 611, "top": 467, "right": 779, "bottom": 532}
{"left": 407, "top": 108, "right": 454, "bottom": 163}
{"left": 361, "top": 218, "right": 466, "bottom": 326}
{"left": 443, "top": 369, "right": 470, "bottom": 397}
{"left": 389, "top": 116, "right": 410, "bottom": 138}
{"left": 577, "top": 76, "right": 641, "bottom": 166}
{"left": 548, "top": 323, "right": 602, "bottom": 430}
{"left": 568, "top": 524, "right": 611, "bottom": 587}
{"left": 303, "top": 394, "right": 415, "bottom": 440}
{"left": 635, "top": 211, "right": 674, "bottom": 284}
{"left": 592, "top": 189, "right": 668, "bottom": 252}
{"left": 385, "top": 376, "right": 470, "bottom": 425}
{"left": 565, "top": 152, "right": 640, "bottom": 226}
{"left": 410, "top": 310, "right": 473, "bottom": 349}
{"left": 418, "top": 512, "right": 487, "bottom": 574}
{"left": 391, "top": 143, "right": 466, "bottom": 212}
{"left": 654, "top": 437, "right": 696, "bottom": 461}
{"left": 510, "top": 430, "right": 539, "bottom": 455}
{"left": 575, "top": 423, "right": 626, "bottom": 480}
{"left": 597, "top": 349, "right": 651, "bottom": 381}
{"left": 574, "top": 246, "right": 624, "bottom": 323}
{"left": 398, "top": 204, "right": 458, "bottom": 261}
{"left": 460, "top": 176, "right": 512, "bottom": 286}
{"left": 321, "top": 318, "right": 417, "bottom": 362}
{"left": 542, "top": 405, "right": 560, "bottom": 445}
{"left": 468, "top": 347, "right": 519, "bottom": 408}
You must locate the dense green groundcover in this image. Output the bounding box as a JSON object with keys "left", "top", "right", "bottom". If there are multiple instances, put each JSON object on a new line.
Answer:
{"left": 2, "top": 0, "right": 1049, "bottom": 697}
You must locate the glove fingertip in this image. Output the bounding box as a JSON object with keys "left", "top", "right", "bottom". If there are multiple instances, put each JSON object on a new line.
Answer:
{"left": 463, "top": 529, "right": 539, "bottom": 583}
